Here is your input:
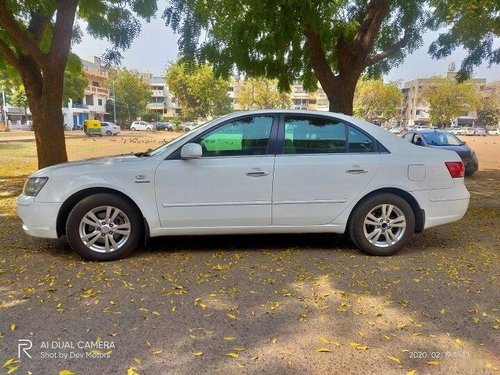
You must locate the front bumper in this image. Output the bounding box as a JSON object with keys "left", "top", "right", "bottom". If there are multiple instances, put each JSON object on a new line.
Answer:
{"left": 16, "top": 195, "right": 60, "bottom": 239}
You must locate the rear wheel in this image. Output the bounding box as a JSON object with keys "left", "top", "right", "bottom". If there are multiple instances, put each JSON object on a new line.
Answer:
{"left": 349, "top": 193, "right": 415, "bottom": 256}
{"left": 66, "top": 194, "right": 143, "bottom": 261}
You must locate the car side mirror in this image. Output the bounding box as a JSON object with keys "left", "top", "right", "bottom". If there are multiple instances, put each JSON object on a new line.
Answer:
{"left": 180, "top": 143, "right": 202, "bottom": 159}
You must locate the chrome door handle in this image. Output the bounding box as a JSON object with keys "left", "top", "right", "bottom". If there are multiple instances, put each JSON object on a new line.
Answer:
{"left": 246, "top": 171, "right": 268, "bottom": 177}
{"left": 346, "top": 169, "right": 368, "bottom": 174}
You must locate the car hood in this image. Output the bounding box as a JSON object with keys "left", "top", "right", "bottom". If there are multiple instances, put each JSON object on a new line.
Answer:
{"left": 31, "top": 154, "right": 150, "bottom": 177}
{"left": 427, "top": 144, "right": 472, "bottom": 157}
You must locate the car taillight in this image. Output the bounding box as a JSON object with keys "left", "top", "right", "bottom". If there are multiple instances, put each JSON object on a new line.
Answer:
{"left": 445, "top": 162, "right": 465, "bottom": 178}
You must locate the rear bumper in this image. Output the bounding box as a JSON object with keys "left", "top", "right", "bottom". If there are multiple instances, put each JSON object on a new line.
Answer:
{"left": 412, "top": 184, "right": 470, "bottom": 229}
{"left": 16, "top": 195, "right": 60, "bottom": 239}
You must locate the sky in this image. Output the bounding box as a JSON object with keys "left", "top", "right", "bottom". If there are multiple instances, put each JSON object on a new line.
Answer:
{"left": 73, "top": 15, "right": 500, "bottom": 84}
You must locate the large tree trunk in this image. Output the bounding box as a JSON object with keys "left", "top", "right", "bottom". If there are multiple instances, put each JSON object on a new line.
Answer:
{"left": 30, "top": 97, "right": 68, "bottom": 169}
{"left": 23, "top": 68, "right": 68, "bottom": 169}
{"left": 324, "top": 75, "right": 359, "bottom": 115}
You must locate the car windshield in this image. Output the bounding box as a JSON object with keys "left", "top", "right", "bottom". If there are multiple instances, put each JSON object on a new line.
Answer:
{"left": 145, "top": 118, "right": 219, "bottom": 157}
{"left": 421, "top": 132, "right": 463, "bottom": 146}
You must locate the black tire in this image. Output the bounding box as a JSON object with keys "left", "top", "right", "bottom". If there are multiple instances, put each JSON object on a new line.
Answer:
{"left": 66, "top": 193, "right": 143, "bottom": 261}
{"left": 349, "top": 193, "right": 415, "bottom": 256}
{"left": 106, "top": 130, "right": 112, "bottom": 136}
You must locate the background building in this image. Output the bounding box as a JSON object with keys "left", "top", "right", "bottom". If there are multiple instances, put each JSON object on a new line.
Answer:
{"left": 401, "top": 70, "right": 487, "bottom": 127}
{"left": 143, "top": 74, "right": 180, "bottom": 118}
{"left": 63, "top": 56, "right": 110, "bottom": 127}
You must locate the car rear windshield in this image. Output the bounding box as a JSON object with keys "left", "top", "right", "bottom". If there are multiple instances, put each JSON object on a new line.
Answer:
{"left": 421, "top": 132, "right": 463, "bottom": 146}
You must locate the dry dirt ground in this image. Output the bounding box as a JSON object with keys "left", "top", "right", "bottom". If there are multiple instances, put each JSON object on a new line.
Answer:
{"left": 0, "top": 132, "right": 498, "bottom": 375}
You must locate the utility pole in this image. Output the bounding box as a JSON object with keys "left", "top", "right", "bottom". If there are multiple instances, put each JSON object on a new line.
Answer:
{"left": 112, "top": 80, "right": 117, "bottom": 123}
{"left": 1, "top": 90, "right": 8, "bottom": 130}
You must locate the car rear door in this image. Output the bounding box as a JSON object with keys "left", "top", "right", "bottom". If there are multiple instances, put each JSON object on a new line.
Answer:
{"left": 155, "top": 115, "right": 278, "bottom": 228}
{"left": 272, "top": 114, "right": 381, "bottom": 226}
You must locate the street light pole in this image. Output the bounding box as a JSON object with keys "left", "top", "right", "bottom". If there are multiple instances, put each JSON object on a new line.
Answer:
{"left": 112, "top": 80, "right": 117, "bottom": 123}
{"left": 1, "top": 90, "right": 8, "bottom": 130}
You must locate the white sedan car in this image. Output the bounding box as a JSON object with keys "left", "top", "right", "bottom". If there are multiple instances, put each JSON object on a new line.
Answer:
{"left": 130, "top": 120, "right": 155, "bottom": 131}
{"left": 17, "top": 110, "right": 470, "bottom": 261}
{"left": 101, "top": 121, "right": 121, "bottom": 136}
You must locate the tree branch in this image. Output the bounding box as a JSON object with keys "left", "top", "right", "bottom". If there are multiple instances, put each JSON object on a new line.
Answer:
{"left": 366, "top": 28, "right": 412, "bottom": 66}
{"left": 0, "top": 38, "right": 24, "bottom": 73}
{"left": 353, "top": 0, "right": 390, "bottom": 51}
{"left": 0, "top": 0, "right": 47, "bottom": 67}
{"left": 303, "top": 24, "right": 336, "bottom": 89}
{"left": 28, "top": 13, "right": 51, "bottom": 44}
{"left": 49, "top": 0, "right": 78, "bottom": 69}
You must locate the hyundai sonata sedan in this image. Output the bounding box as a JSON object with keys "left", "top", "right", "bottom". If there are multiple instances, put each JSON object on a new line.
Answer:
{"left": 17, "top": 110, "right": 470, "bottom": 261}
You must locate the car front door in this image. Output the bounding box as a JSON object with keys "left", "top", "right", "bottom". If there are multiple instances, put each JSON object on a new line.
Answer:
{"left": 155, "top": 115, "right": 277, "bottom": 228}
{"left": 272, "top": 115, "right": 382, "bottom": 226}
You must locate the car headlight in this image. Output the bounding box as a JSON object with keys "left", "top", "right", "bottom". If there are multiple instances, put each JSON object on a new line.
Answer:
{"left": 23, "top": 177, "right": 48, "bottom": 196}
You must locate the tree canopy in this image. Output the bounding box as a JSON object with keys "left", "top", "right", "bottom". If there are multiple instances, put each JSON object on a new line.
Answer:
{"left": 106, "top": 69, "right": 151, "bottom": 126}
{"left": 353, "top": 79, "right": 403, "bottom": 122}
{"left": 428, "top": 0, "right": 500, "bottom": 81}
{"left": 422, "top": 77, "right": 479, "bottom": 126}
{"left": 164, "top": 0, "right": 427, "bottom": 114}
{"left": 165, "top": 61, "right": 232, "bottom": 121}
{"left": 235, "top": 78, "right": 292, "bottom": 110}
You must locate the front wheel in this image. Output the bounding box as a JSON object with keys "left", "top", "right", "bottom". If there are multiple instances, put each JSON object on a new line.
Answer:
{"left": 349, "top": 193, "right": 415, "bottom": 256}
{"left": 106, "top": 130, "right": 112, "bottom": 136}
{"left": 66, "top": 194, "right": 143, "bottom": 261}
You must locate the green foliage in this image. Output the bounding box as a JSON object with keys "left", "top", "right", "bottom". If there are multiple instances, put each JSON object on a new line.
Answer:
{"left": 165, "top": 61, "right": 232, "bottom": 120}
{"left": 428, "top": 0, "right": 500, "bottom": 81}
{"left": 353, "top": 79, "right": 403, "bottom": 122}
{"left": 9, "top": 85, "right": 28, "bottom": 108}
{"left": 236, "top": 78, "right": 292, "bottom": 110}
{"left": 422, "top": 77, "right": 479, "bottom": 126}
{"left": 477, "top": 96, "right": 500, "bottom": 127}
{"left": 164, "top": 0, "right": 426, "bottom": 91}
{"left": 63, "top": 54, "right": 88, "bottom": 103}
{"left": 106, "top": 69, "right": 151, "bottom": 126}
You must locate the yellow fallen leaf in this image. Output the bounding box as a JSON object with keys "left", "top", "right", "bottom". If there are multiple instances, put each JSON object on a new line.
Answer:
{"left": 316, "top": 348, "right": 331, "bottom": 352}
{"left": 10, "top": 324, "right": 15, "bottom": 332}
{"left": 223, "top": 337, "right": 236, "bottom": 341}
{"left": 133, "top": 358, "right": 141, "bottom": 364}
{"left": 426, "top": 360, "right": 439, "bottom": 366}
{"left": 387, "top": 355, "right": 400, "bottom": 364}
{"left": 212, "top": 264, "right": 227, "bottom": 270}
{"left": 127, "top": 368, "right": 139, "bottom": 375}
{"left": 226, "top": 352, "right": 239, "bottom": 358}
{"left": 192, "top": 352, "right": 203, "bottom": 356}
{"left": 7, "top": 367, "right": 18, "bottom": 374}
{"left": 485, "top": 363, "right": 498, "bottom": 371}
{"left": 472, "top": 317, "right": 480, "bottom": 324}
{"left": 2, "top": 359, "right": 15, "bottom": 368}
{"left": 153, "top": 350, "right": 162, "bottom": 355}
{"left": 350, "top": 342, "right": 368, "bottom": 350}
{"left": 226, "top": 314, "right": 237, "bottom": 319}
{"left": 319, "top": 337, "right": 330, "bottom": 343}
{"left": 58, "top": 371, "right": 75, "bottom": 375}
{"left": 406, "top": 371, "right": 416, "bottom": 375}
{"left": 232, "top": 347, "right": 245, "bottom": 351}
{"left": 455, "top": 338, "right": 462, "bottom": 345}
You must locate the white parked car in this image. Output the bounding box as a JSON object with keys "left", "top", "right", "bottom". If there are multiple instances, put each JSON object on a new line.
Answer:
{"left": 488, "top": 128, "right": 500, "bottom": 136}
{"left": 17, "top": 110, "right": 470, "bottom": 261}
{"left": 130, "top": 120, "right": 155, "bottom": 131}
{"left": 101, "top": 121, "right": 121, "bottom": 136}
